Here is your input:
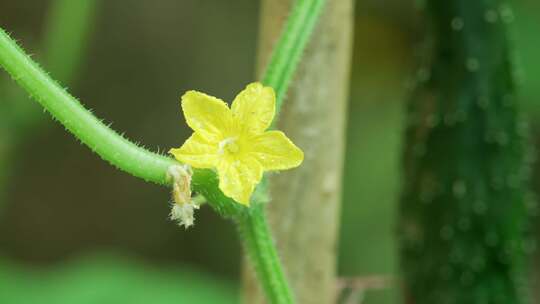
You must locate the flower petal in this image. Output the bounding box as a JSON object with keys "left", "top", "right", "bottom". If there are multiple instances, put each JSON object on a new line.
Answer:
{"left": 169, "top": 133, "right": 218, "bottom": 168}
{"left": 251, "top": 131, "right": 304, "bottom": 170}
{"left": 231, "top": 82, "right": 276, "bottom": 133}
{"left": 217, "top": 157, "right": 263, "bottom": 205}
{"left": 182, "top": 90, "right": 233, "bottom": 142}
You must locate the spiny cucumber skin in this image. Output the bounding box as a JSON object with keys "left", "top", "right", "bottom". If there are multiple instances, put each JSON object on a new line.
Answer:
{"left": 398, "top": 1, "right": 532, "bottom": 303}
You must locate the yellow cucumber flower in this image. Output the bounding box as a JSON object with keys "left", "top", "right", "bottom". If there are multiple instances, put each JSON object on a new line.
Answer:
{"left": 170, "top": 82, "right": 304, "bottom": 205}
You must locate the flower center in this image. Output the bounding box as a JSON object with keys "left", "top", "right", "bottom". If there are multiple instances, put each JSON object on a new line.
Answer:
{"left": 219, "top": 137, "right": 240, "bottom": 154}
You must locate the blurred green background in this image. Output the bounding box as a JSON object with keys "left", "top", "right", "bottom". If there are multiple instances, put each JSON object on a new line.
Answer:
{"left": 0, "top": 1, "right": 538, "bottom": 303}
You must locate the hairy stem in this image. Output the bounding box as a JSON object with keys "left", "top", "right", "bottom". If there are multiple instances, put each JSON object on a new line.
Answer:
{"left": 0, "top": 28, "right": 177, "bottom": 184}
{"left": 245, "top": 0, "right": 353, "bottom": 303}
{"left": 236, "top": 201, "right": 294, "bottom": 304}
{"left": 261, "top": 0, "right": 325, "bottom": 116}
{"left": 240, "top": 0, "right": 327, "bottom": 303}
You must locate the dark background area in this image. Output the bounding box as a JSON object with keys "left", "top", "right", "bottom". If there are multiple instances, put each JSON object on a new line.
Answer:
{"left": 0, "top": 1, "right": 538, "bottom": 303}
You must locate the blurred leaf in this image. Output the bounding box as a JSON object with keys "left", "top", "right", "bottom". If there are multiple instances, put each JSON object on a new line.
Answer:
{"left": 0, "top": 254, "right": 238, "bottom": 304}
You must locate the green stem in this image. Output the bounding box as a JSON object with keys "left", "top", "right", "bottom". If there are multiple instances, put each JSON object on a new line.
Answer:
{"left": 238, "top": 0, "right": 325, "bottom": 302}
{"left": 3, "top": 0, "right": 99, "bottom": 133}
{"left": 0, "top": 28, "right": 177, "bottom": 184}
{"left": 262, "top": 0, "right": 325, "bottom": 118}
{"left": 0, "top": 0, "right": 326, "bottom": 302}
{"left": 237, "top": 202, "right": 293, "bottom": 304}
